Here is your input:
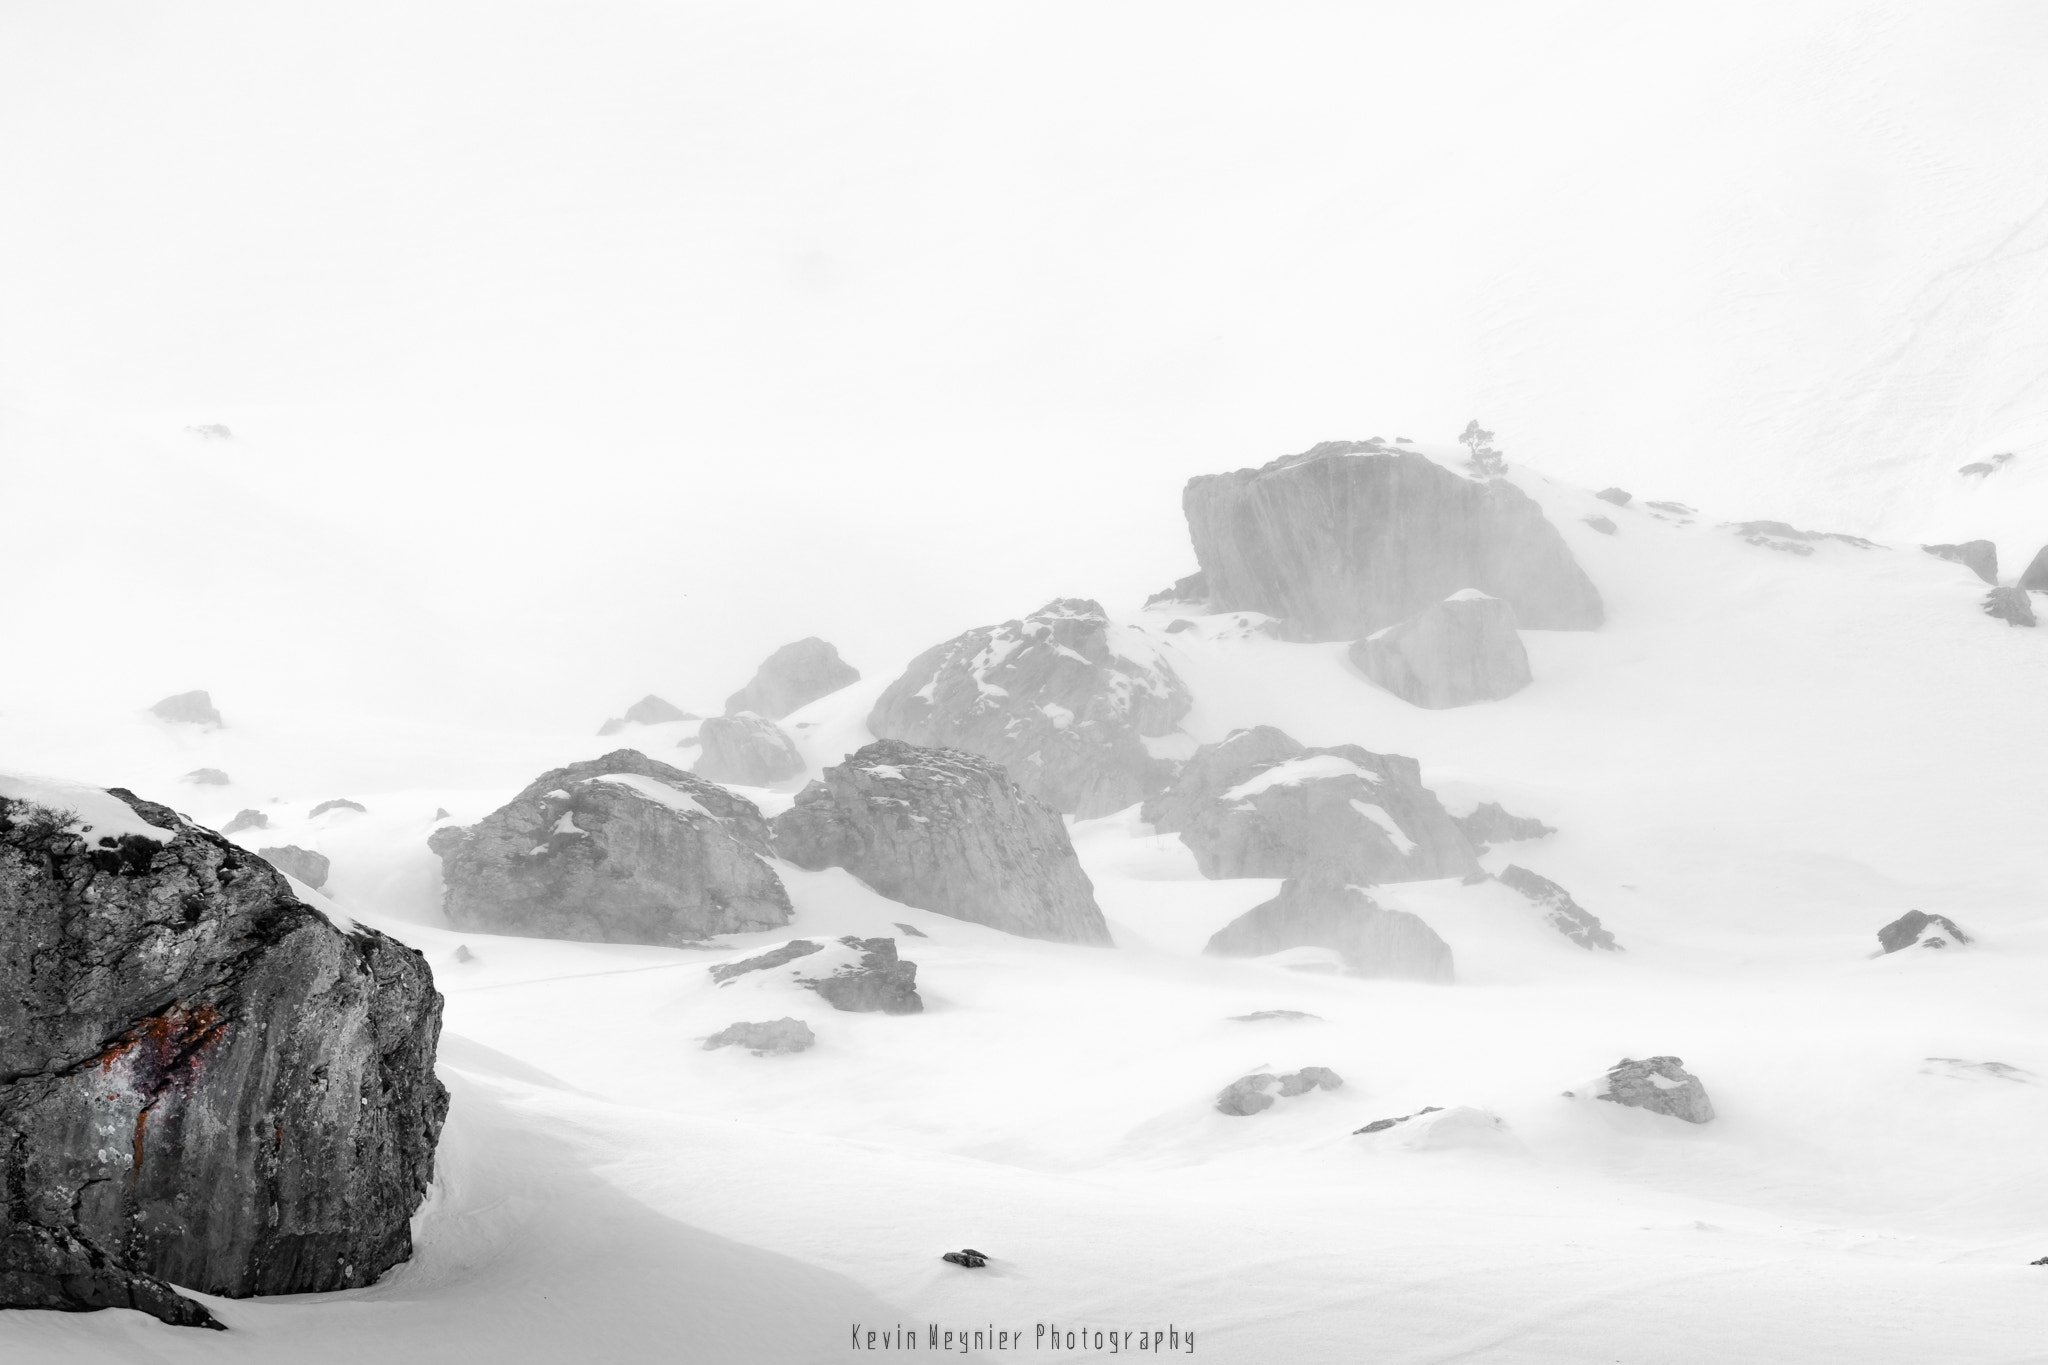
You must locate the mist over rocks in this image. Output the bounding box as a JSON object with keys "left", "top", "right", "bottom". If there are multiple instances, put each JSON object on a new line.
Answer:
{"left": 1588, "top": 1056, "right": 1714, "bottom": 1124}
{"left": 149, "top": 689, "right": 222, "bottom": 728}
{"left": 1348, "top": 590, "right": 1533, "bottom": 709}
{"left": 724, "top": 638, "right": 860, "bottom": 720}
{"left": 428, "top": 749, "right": 791, "bottom": 946}
{"left": 1141, "top": 726, "right": 1479, "bottom": 885}
{"left": 1921, "top": 541, "right": 1998, "bottom": 584}
{"left": 1205, "top": 874, "right": 1454, "bottom": 983}
{"left": 868, "top": 598, "right": 1192, "bottom": 817}
{"left": 773, "top": 740, "right": 1111, "bottom": 945}
{"left": 1877, "top": 909, "right": 1972, "bottom": 953}
{"left": 598, "top": 694, "right": 697, "bottom": 735}
{"left": 1178, "top": 442, "right": 1604, "bottom": 640}
{"left": 222, "top": 808, "right": 269, "bottom": 835}
{"left": 182, "top": 767, "right": 230, "bottom": 786}
{"left": 1495, "top": 864, "right": 1620, "bottom": 951}
{"left": 258, "top": 844, "right": 330, "bottom": 889}
{"left": 1453, "top": 801, "right": 1556, "bottom": 850}
{"left": 704, "top": 1018, "right": 814, "bottom": 1055}
{"left": 693, "top": 712, "right": 805, "bottom": 787}
{"left": 0, "top": 784, "right": 446, "bottom": 1328}
{"left": 1984, "top": 584, "right": 2037, "bottom": 626}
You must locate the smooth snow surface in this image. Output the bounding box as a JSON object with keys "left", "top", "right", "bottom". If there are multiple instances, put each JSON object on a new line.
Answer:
{"left": 0, "top": 770, "right": 176, "bottom": 842}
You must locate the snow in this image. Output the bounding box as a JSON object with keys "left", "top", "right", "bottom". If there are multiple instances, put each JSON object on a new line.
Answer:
{"left": 587, "top": 772, "right": 715, "bottom": 819}
{"left": 0, "top": 770, "right": 176, "bottom": 843}
{"left": 1347, "top": 799, "right": 1416, "bottom": 854}
{"left": 1222, "top": 753, "right": 1383, "bottom": 801}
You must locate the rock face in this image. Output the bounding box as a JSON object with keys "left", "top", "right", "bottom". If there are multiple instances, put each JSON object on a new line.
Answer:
{"left": 709, "top": 936, "right": 923, "bottom": 1014}
{"left": 2021, "top": 544, "right": 2048, "bottom": 592}
{"left": 1215, "top": 1067, "right": 1343, "bottom": 1116}
{"left": 150, "top": 690, "right": 222, "bottom": 728}
{"left": 1348, "top": 590, "right": 1533, "bottom": 709}
{"left": 868, "top": 598, "right": 1192, "bottom": 817}
{"left": 258, "top": 845, "right": 331, "bottom": 890}
{"left": 1143, "top": 570, "right": 1209, "bottom": 609}
{"left": 724, "top": 638, "right": 860, "bottom": 720}
{"left": 1922, "top": 541, "right": 1998, "bottom": 585}
{"left": 598, "top": 694, "right": 697, "bottom": 735}
{"left": 1141, "top": 726, "right": 1478, "bottom": 885}
{"left": 1180, "top": 443, "right": 1604, "bottom": 640}
{"left": 1877, "top": 909, "right": 1972, "bottom": 953}
{"left": 1205, "top": 875, "right": 1453, "bottom": 983}
{"left": 694, "top": 712, "right": 805, "bottom": 786}
{"left": 704, "top": 1018, "right": 815, "bottom": 1055}
{"left": 428, "top": 749, "right": 791, "bottom": 946}
{"left": 773, "top": 740, "right": 1110, "bottom": 945}
{"left": 1496, "top": 864, "right": 1620, "bottom": 950}
{"left": 0, "top": 783, "right": 446, "bottom": 1328}
{"left": 1454, "top": 802, "right": 1556, "bottom": 849}
{"left": 1591, "top": 1056, "right": 1714, "bottom": 1124}
{"left": 1984, "top": 584, "right": 2037, "bottom": 626}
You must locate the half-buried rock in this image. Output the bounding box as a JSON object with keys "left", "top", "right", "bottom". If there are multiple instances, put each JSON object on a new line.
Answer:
{"left": 1206, "top": 874, "right": 1453, "bottom": 983}
{"left": 1495, "top": 864, "right": 1620, "bottom": 951}
{"left": 725, "top": 638, "right": 860, "bottom": 720}
{"left": 709, "top": 936, "right": 923, "bottom": 1014}
{"left": 1215, "top": 1067, "right": 1343, "bottom": 1116}
{"left": 1583, "top": 1056, "right": 1714, "bottom": 1124}
{"left": 0, "top": 773, "right": 447, "bottom": 1328}
{"left": 428, "top": 749, "right": 791, "bottom": 946}
{"left": 694, "top": 712, "right": 805, "bottom": 786}
{"left": 1877, "top": 909, "right": 1972, "bottom": 954}
{"left": 774, "top": 740, "right": 1112, "bottom": 945}
{"left": 598, "top": 693, "right": 698, "bottom": 735}
{"left": 704, "top": 1018, "right": 816, "bottom": 1055}
{"left": 1349, "top": 590, "right": 1532, "bottom": 709}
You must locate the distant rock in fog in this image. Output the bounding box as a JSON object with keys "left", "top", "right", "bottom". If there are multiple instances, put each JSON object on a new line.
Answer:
{"left": 1585, "top": 1056, "right": 1714, "bottom": 1124}
{"left": 1921, "top": 540, "right": 1998, "bottom": 585}
{"left": 1583, "top": 515, "right": 1617, "bottom": 535}
{"left": 1178, "top": 442, "right": 1603, "bottom": 639}
{"left": 598, "top": 693, "right": 697, "bottom": 735}
{"left": 1984, "top": 584, "right": 2036, "bottom": 626}
{"left": 774, "top": 739, "right": 1111, "bottom": 945}
{"left": 150, "top": 690, "right": 222, "bottom": 728}
{"left": 258, "top": 844, "right": 330, "bottom": 889}
{"left": 710, "top": 935, "right": 923, "bottom": 1013}
{"left": 310, "top": 798, "right": 368, "bottom": 817}
{"left": 869, "top": 598, "right": 1192, "bottom": 817}
{"left": 1215, "top": 1066, "right": 1343, "bottom": 1116}
{"left": 1595, "top": 487, "right": 1632, "bottom": 506}
{"left": 1142, "top": 726, "right": 1478, "bottom": 885}
{"left": 1143, "top": 570, "right": 1209, "bottom": 609}
{"left": 1205, "top": 874, "right": 1453, "bottom": 983}
{"left": 725, "top": 638, "right": 860, "bottom": 720}
{"left": 1348, "top": 590, "right": 1532, "bottom": 709}
{"left": 184, "top": 422, "right": 233, "bottom": 439}
{"left": 2020, "top": 543, "right": 2048, "bottom": 593}
{"left": 694, "top": 712, "right": 805, "bottom": 786}
{"left": 1877, "top": 909, "right": 1972, "bottom": 954}
{"left": 0, "top": 781, "right": 445, "bottom": 1327}
{"left": 428, "top": 748, "right": 791, "bottom": 946}
{"left": 221, "top": 808, "right": 269, "bottom": 835}
{"left": 181, "top": 767, "right": 230, "bottom": 786}
{"left": 1730, "top": 520, "right": 1881, "bottom": 555}
{"left": 1355, "top": 1105, "right": 1512, "bottom": 1150}
{"left": 1229, "top": 1009, "right": 1321, "bottom": 1023}
{"left": 704, "top": 1018, "right": 815, "bottom": 1055}
{"left": 1453, "top": 801, "right": 1556, "bottom": 850}
{"left": 1495, "top": 864, "right": 1620, "bottom": 951}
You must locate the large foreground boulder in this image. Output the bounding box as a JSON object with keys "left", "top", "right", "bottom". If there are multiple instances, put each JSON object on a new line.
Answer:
{"left": 1922, "top": 541, "right": 1998, "bottom": 585}
{"left": 1349, "top": 590, "right": 1532, "bottom": 708}
{"left": 725, "top": 638, "right": 860, "bottom": 719}
{"left": 1141, "top": 726, "right": 1478, "bottom": 885}
{"left": 694, "top": 712, "right": 805, "bottom": 786}
{"left": 1180, "top": 442, "right": 1604, "bottom": 639}
{"left": 773, "top": 740, "right": 1110, "bottom": 944}
{"left": 428, "top": 749, "right": 791, "bottom": 945}
{"left": 1205, "top": 875, "right": 1453, "bottom": 983}
{"left": 0, "top": 775, "right": 447, "bottom": 1328}
{"left": 868, "top": 598, "right": 1192, "bottom": 817}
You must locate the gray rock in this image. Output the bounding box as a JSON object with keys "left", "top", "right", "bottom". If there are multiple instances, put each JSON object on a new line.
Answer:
{"left": 1144, "top": 570, "right": 1209, "bottom": 609}
{"left": 704, "top": 1018, "right": 815, "bottom": 1055}
{"left": 1354, "top": 1105, "right": 1444, "bottom": 1134}
{"left": 1730, "top": 520, "right": 1882, "bottom": 553}
{"left": 1496, "top": 864, "right": 1620, "bottom": 951}
{"left": 694, "top": 712, "right": 805, "bottom": 786}
{"left": 1141, "top": 726, "right": 1478, "bottom": 885}
{"left": 804, "top": 936, "right": 923, "bottom": 1014}
{"left": 1595, "top": 487, "right": 1632, "bottom": 506}
{"left": 940, "top": 1249, "right": 988, "bottom": 1268}
{"left": 1877, "top": 909, "right": 1972, "bottom": 954}
{"left": 1921, "top": 541, "right": 1998, "bottom": 585}
{"left": 2021, "top": 544, "right": 2048, "bottom": 593}
{"left": 1348, "top": 591, "right": 1532, "bottom": 709}
{"left": 1592, "top": 1056, "right": 1714, "bottom": 1124}
{"left": 309, "top": 798, "right": 368, "bottom": 817}
{"left": 221, "top": 808, "right": 269, "bottom": 835}
{"left": 0, "top": 785, "right": 446, "bottom": 1328}
{"left": 1180, "top": 442, "right": 1603, "bottom": 639}
{"left": 893, "top": 921, "right": 928, "bottom": 937}
{"left": 1960, "top": 453, "right": 2015, "bottom": 477}
{"left": 452, "top": 944, "right": 475, "bottom": 963}
{"left": 1583, "top": 515, "right": 1617, "bottom": 535}
{"left": 773, "top": 740, "right": 1111, "bottom": 945}
{"left": 1923, "top": 1058, "right": 2032, "bottom": 1083}
{"left": 710, "top": 939, "right": 824, "bottom": 983}
{"left": 428, "top": 748, "right": 791, "bottom": 946}
{"left": 598, "top": 694, "right": 697, "bottom": 735}
{"left": 1453, "top": 801, "right": 1556, "bottom": 850}
{"left": 725, "top": 638, "right": 860, "bottom": 720}
{"left": 1645, "top": 500, "right": 1696, "bottom": 516}
{"left": 1205, "top": 875, "right": 1454, "bottom": 983}
{"left": 149, "top": 690, "right": 222, "bottom": 728}
{"left": 257, "top": 844, "right": 331, "bottom": 889}
{"left": 1985, "top": 584, "right": 2037, "bottom": 626}
{"left": 181, "top": 768, "right": 230, "bottom": 786}
{"left": 1215, "top": 1066, "right": 1343, "bottom": 1116}
{"left": 868, "top": 598, "right": 1192, "bottom": 817}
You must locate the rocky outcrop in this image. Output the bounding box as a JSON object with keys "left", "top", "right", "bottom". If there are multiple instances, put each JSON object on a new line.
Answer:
{"left": 1985, "top": 584, "right": 2037, "bottom": 626}
{"left": 1587, "top": 1056, "right": 1714, "bottom": 1124}
{"left": 1583, "top": 515, "right": 1617, "bottom": 535}
{"left": 773, "top": 740, "right": 1110, "bottom": 945}
{"left": 1180, "top": 443, "right": 1603, "bottom": 639}
{"left": 0, "top": 781, "right": 446, "bottom": 1328}
{"left": 428, "top": 749, "right": 791, "bottom": 946}
{"left": 598, "top": 694, "right": 697, "bottom": 735}
{"left": 1731, "top": 520, "right": 1881, "bottom": 554}
{"left": 222, "top": 809, "right": 268, "bottom": 835}
{"left": 257, "top": 845, "right": 330, "bottom": 889}
{"left": 1348, "top": 591, "right": 1532, "bottom": 709}
{"left": 1355, "top": 1106, "right": 1444, "bottom": 1134}
{"left": 724, "top": 638, "right": 860, "bottom": 719}
{"left": 1496, "top": 865, "right": 1620, "bottom": 950}
{"left": 309, "top": 799, "right": 367, "bottom": 818}
{"left": 182, "top": 768, "right": 230, "bottom": 786}
{"left": 1143, "top": 571, "right": 1209, "bottom": 609}
{"left": 1922, "top": 541, "right": 1998, "bottom": 584}
{"left": 1215, "top": 1067, "right": 1343, "bottom": 1116}
{"left": 1595, "top": 487, "right": 1631, "bottom": 506}
{"left": 694, "top": 712, "right": 805, "bottom": 786}
{"left": 1141, "top": 726, "right": 1478, "bottom": 885}
{"left": 1877, "top": 909, "right": 1972, "bottom": 953}
{"left": 868, "top": 598, "right": 1192, "bottom": 817}
{"left": 704, "top": 1018, "right": 815, "bottom": 1055}
{"left": 709, "top": 936, "right": 923, "bottom": 1013}
{"left": 149, "top": 690, "right": 222, "bottom": 728}
{"left": 2021, "top": 544, "right": 2048, "bottom": 592}
{"left": 1205, "top": 875, "right": 1453, "bottom": 983}
{"left": 1454, "top": 802, "right": 1556, "bottom": 850}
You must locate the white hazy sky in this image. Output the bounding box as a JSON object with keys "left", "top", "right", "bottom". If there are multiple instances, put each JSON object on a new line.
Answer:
{"left": 5, "top": 1, "right": 2046, "bottom": 729}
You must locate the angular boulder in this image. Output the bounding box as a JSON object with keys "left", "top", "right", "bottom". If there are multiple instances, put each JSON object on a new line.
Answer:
{"left": 773, "top": 740, "right": 1110, "bottom": 945}
{"left": 1589, "top": 1056, "right": 1714, "bottom": 1124}
{"left": 598, "top": 694, "right": 697, "bottom": 735}
{"left": 309, "top": 799, "right": 367, "bottom": 817}
{"left": 704, "top": 1018, "right": 815, "bottom": 1055}
{"left": 2021, "top": 543, "right": 2048, "bottom": 593}
{"left": 222, "top": 808, "right": 268, "bottom": 835}
{"left": 1205, "top": 875, "right": 1453, "bottom": 983}
{"left": 257, "top": 844, "right": 331, "bottom": 889}
{"left": 1143, "top": 570, "right": 1209, "bottom": 609}
{"left": 1985, "top": 584, "right": 2037, "bottom": 626}
{"left": 1215, "top": 1066, "right": 1343, "bottom": 1116}
{"left": 1496, "top": 864, "right": 1620, "bottom": 951}
{"left": 709, "top": 935, "right": 923, "bottom": 1014}
{"left": 149, "top": 690, "right": 222, "bottom": 728}
{"left": 1877, "top": 909, "right": 1972, "bottom": 954}
{"left": 428, "top": 749, "right": 791, "bottom": 946}
{"left": 1141, "top": 726, "right": 1478, "bottom": 885}
{"left": 1453, "top": 801, "right": 1556, "bottom": 850}
{"left": 1180, "top": 442, "right": 1603, "bottom": 639}
{"left": 1922, "top": 541, "right": 1998, "bottom": 585}
{"left": 0, "top": 776, "right": 446, "bottom": 1328}
{"left": 694, "top": 712, "right": 805, "bottom": 787}
{"left": 1595, "top": 487, "right": 1632, "bottom": 507}
{"left": 868, "top": 598, "right": 1192, "bottom": 817}
{"left": 1348, "top": 590, "right": 1533, "bottom": 709}
{"left": 724, "top": 638, "right": 860, "bottom": 720}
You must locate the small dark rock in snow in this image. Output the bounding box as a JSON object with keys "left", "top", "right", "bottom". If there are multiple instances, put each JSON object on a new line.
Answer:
{"left": 453, "top": 945, "right": 475, "bottom": 963}
{"left": 1645, "top": 500, "right": 1695, "bottom": 515}
{"left": 1921, "top": 540, "right": 1998, "bottom": 585}
{"left": 1583, "top": 515, "right": 1617, "bottom": 534}
{"left": 1593, "top": 1056, "right": 1714, "bottom": 1123}
{"left": 1496, "top": 864, "right": 1620, "bottom": 951}
{"left": 1730, "top": 520, "right": 1881, "bottom": 552}
{"left": 1595, "top": 487, "right": 1632, "bottom": 506}
{"left": 1877, "top": 909, "right": 1972, "bottom": 953}
{"left": 1348, "top": 590, "right": 1532, "bottom": 709}
{"left": 2032, "top": 1256, "right": 2048, "bottom": 1266}
{"left": 2020, "top": 543, "right": 2048, "bottom": 593}
{"left": 1276, "top": 1066, "right": 1343, "bottom": 1097}
{"left": 310, "top": 798, "right": 368, "bottom": 817}
{"left": 150, "top": 690, "right": 222, "bottom": 728}
{"left": 704, "top": 1017, "right": 815, "bottom": 1056}
{"left": 1354, "top": 1105, "right": 1443, "bottom": 1135}
{"left": 185, "top": 422, "right": 234, "bottom": 439}
{"left": 181, "top": 768, "right": 230, "bottom": 786}
{"left": 725, "top": 638, "right": 861, "bottom": 720}
{"left": 1983, "top": 584, "right": 2036, "bottom": 626}
{"left": 694, "top": 712, "right": 806, "bottom": 786}
{"left": 221, "top": 808, "right": 269, "bottom": 835}
{"left": 598, "top": 694, "right": 699, "bottom": 735}
{"left": 1229, "top": 1010, "right": 1321, "bottom": 1023}
{"left": 1959, "top": 453, "right": 2014, "bottom": 477}
{"left": 257, "top": 844, "right": 330, "bottom": 889}
{"left": 941, "top": 1250, "right": 988, "bottom": 1268}
{"left": 433, "top": 807, "right": 451, "bottom": 820}
{"left": 893, "top": 921, "right": 928, "bottom": 937}
{"left": 1454, "top": 801, "right": 1556, "bottom": 850}
{"left": 1215, "top": 1067, "right": 1343, "bottom": 1116}
{"left": 710, "top": 939, "right": 824, "bottom": 984}
{"left": 803, "top": 936, "right": 923, "bottom": 1014}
